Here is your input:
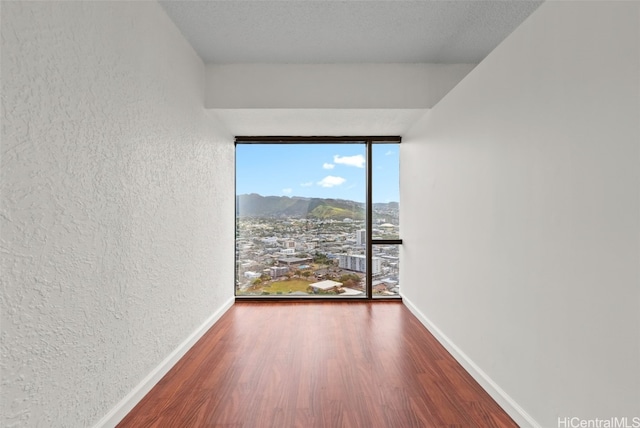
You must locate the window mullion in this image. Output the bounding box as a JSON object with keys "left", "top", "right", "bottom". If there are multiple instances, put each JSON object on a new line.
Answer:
{"left": 366, "top": 140, "right": 373, "bottom": 299}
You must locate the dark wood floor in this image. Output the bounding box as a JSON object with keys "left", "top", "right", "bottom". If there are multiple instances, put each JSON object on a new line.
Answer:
{"left": 118, "top": 302, "right": 517, "bottom": 428}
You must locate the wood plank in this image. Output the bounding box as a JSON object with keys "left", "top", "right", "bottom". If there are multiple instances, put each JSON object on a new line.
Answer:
{"left": 118, "top": 302, "right": 518, "bottom": 428}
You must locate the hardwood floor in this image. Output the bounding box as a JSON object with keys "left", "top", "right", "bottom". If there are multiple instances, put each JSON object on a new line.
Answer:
{"left": 118, "top": 302, "right": 517, "bottom": 428}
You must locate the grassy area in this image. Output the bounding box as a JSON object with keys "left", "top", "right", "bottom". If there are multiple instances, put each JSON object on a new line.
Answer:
{"left": 261, "top": 279, "right": 312, "bottom": 294}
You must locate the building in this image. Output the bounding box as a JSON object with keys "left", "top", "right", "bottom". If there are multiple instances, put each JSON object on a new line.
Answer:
{"left": 356, "top": 229, "right": 366, "bottom": 246}
{"left": 269, "top": 266, "right": 289, "bottom": 278}
{"left": 243, "top": 271, "right": 261, "bottom": 280}
{"left": 309, "top": 280, "right": 342, "bottom": 293}
{"left": 277, "top": 257, "right": 313, "bottom": 267}
{"left": 3, "top": 2, "right": 638, "bottom": 427}
{"left": 339, "top": 254, "right": 382, "bottom": 275}
{"left": 261, "top": 237, "right": 278, "bottom": 246}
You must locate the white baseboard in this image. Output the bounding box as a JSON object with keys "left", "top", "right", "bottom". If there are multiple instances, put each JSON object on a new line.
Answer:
{"left": 401, "top": 294, "right": 541, "bottom": 428}
{"left": 93, "top": 297, "right": 235, "bottom": 428}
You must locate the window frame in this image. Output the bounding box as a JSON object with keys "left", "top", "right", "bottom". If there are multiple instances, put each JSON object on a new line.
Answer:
{"left": 235, "top": 136, "right": 402, "bottom": 300}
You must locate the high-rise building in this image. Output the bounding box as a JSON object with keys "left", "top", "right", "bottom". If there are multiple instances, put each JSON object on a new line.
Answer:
{"left": 339, "top": 254, "right": 382, "bottom": 275}
{"left": 356, "top": 229, "right": 366, "bottom": 246}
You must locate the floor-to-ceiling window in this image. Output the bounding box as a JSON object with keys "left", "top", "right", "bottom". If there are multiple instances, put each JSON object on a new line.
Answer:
{"left": 235, "top": 137, "right": 401, "bottom": 299}
{"left": 370, "top": 143, "right": 401, "bottom": 297}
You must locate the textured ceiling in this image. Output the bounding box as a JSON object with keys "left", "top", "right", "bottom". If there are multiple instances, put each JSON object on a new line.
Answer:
{"left": 159, "top": 0, "right": 543, "bottom": 64}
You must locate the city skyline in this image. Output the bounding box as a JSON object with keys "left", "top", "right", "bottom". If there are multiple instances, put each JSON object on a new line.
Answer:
{"left": 235, "top": 214, "right": 400, "bottom": 297}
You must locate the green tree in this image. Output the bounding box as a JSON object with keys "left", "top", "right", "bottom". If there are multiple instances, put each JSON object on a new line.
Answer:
{"left": 313, "top": 252, "right": 330, "bottom": 265}
{"left": 339, "top": 273, "right": 360, "bottom": 284}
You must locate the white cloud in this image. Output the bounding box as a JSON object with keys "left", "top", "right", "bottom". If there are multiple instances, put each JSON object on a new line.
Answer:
{"left": 300, "top": 181, "right": 313, "bottom": 187}
{"left": 334, "top": 154, "right": 365, "bottom": 168}
{"left": 323, "top": 163, "right": 335, "bottom": 169}
{"left": 282, "top": 188, "right": 293, "bottom": 194}
{"left": 385, "top": 150, "right": 395, "bottom": 156}
{"left": 317, "top": 176, "right": 346, "bottom": 188}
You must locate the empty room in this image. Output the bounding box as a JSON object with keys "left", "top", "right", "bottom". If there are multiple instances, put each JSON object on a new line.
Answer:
{"left": 2, "top": 1, "right": 639, "bottom": 427}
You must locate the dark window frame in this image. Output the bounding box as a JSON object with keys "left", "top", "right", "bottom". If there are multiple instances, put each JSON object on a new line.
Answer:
{"left": 235, "top": 136, "right": 402, "bottom": 300}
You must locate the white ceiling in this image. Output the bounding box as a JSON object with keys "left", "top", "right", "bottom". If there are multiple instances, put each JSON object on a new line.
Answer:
{"left": 159, "top": 0, "right": 544, "bottom": 64}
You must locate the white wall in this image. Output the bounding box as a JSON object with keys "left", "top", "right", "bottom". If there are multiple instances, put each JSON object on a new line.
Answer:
{"left": 209, "top": 108, "right": 428, "bottom": 137}
{"left": 401, "top": 2, "right": 639, "bottom": 427}
{"left": 205, "top": 63, "right": 475, "bottom": 108}
{"left": 1, "top": 2, "right": 234, "bottom": 427}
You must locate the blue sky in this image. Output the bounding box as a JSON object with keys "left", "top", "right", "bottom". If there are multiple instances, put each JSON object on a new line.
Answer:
{"left": 236, "top": 143, "right": 399, "bottom": 203}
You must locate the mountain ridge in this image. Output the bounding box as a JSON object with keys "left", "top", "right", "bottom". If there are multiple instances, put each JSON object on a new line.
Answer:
{"left": 236, "top": 193, "right": 398, "bottom": 219}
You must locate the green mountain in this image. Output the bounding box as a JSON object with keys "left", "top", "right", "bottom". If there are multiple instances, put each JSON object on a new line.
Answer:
{"left": 236, "top": 194, "right": 367, "bottom": 220}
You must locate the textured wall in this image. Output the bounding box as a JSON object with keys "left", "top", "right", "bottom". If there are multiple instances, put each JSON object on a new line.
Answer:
{"left": 1, "top": 2, "right": 234, "bottom": 426}
{"left": 401, "top": 2, "right": 639, "bottom": 427}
